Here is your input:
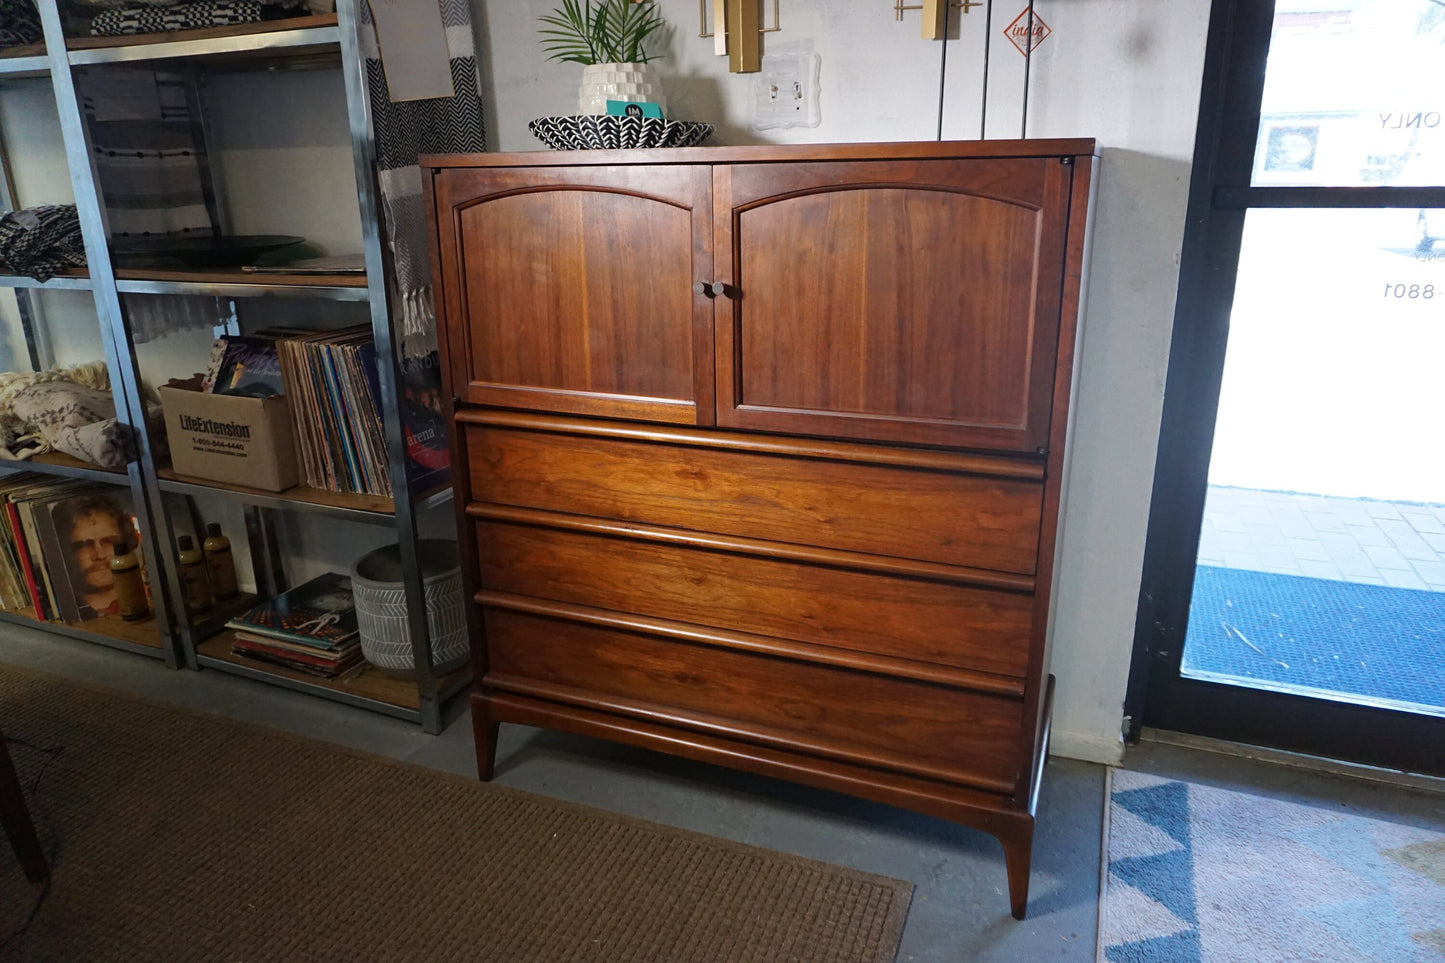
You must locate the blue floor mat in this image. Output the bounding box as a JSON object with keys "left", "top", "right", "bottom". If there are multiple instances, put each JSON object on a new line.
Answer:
{"left": 1185, "top": 565, "right": 1445, "bottom": 709}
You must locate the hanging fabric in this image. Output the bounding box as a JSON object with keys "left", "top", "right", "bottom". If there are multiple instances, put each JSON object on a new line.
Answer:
{"left": 359, "top": 0, "right": 486, "bottom": 476}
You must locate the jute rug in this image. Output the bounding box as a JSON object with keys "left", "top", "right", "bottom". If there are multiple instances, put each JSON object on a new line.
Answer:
{"left": 0, "top": 663, "right": 911, "bottom": 962}
{"left": 1098, "top": 768, "right": 1445, "bottom": 963}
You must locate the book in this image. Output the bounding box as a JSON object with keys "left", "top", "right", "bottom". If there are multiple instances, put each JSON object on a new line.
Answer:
{"left": 225, "top": 572, "right": 359, "bottom": 649}
{"left": 4, "top": 478, "right": 92, "bottom": 620}
{"left": 199, "top": 338, "right": 229, "bottom": 393}
{"left": 232, "top": 630, "right": 362, "bottom": 671}
{"left": 35, "top": 488, "right": 136, "bottom": 622}
{"left": 0, "top": 473, "right": 43, "bottom": 611}
{"left": 6, "top": 501, "right": 43, "bottom": 618}
{"left": 273, "top": 326, "right": 392, "bottom": 497}
{"left": 0, "top": 513, "right": 25, "bottom": 611}
{"left": 30, "top": 496, "right": 79, "bottom": 622}
{"left": 232, "top": 631, "right": 359, "bottom": 661}
{"left": 397, "top": 348, "right": 449, "bottom": 480}
{"left": 230, "top": 643, "right": 363, "bottom": 679}
{"left": 211, "top": 336, "right": 286, "bottom": 399}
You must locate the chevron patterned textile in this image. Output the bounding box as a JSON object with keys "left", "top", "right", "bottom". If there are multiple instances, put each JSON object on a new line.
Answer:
{"left": 359, "top": 0, "right": 486, "bottom": 344}
{"left": 1099, "top": 769, "right": 1445, "bottom": 963}
{"left": 357, "top": 0, "right": 483, "bottom": 478}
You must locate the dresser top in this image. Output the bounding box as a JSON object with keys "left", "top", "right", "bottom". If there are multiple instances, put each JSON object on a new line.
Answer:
{"left": 420, "top": 137, "right": 1097, "bottom": 170}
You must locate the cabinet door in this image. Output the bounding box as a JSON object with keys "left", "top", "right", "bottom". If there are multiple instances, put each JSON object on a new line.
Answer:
{"left": 432, "top": 165, "right": 713, "bottom": 424}
{"left": 713, "top": 158, "right": 1074, "bottom": 451}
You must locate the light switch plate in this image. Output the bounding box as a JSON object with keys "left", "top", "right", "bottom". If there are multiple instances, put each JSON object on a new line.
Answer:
{"left": 752, "top": 42, "right": 821, "bottom": 130}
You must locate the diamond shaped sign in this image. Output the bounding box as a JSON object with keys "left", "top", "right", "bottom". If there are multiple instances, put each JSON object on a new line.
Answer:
{"left": 1004, "top": 8, "right": 1051, "bottom": 56}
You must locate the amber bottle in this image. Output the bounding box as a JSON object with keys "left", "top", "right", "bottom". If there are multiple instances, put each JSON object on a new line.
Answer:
{"left": 109, "top": 541, "right": 149, "bottom": 622}
{"left": 202, "top": 523, "right": 238, "bottom": 600}
{"left": 177, "top": 535, "right": 212, "bottom": 613}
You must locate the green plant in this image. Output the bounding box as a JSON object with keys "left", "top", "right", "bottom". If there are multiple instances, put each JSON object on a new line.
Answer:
{"left": 538, "top": 0, "right": 666, "bottom": 65}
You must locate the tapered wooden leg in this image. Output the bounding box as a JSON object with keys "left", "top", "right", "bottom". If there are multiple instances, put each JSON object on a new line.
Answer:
{"left": 998, "top": 817, "right": 1035, "bottom": 920}
{"left": 0, "top": 732, "right": 47, "bottom": 882}
{"left": 471, "top": 694, "right": 500, "bottom": 781}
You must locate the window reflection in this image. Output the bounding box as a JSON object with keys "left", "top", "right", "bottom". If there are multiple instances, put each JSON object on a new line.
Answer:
{"left": 1254, "top": 1, "right": 1445, "bottom": 187}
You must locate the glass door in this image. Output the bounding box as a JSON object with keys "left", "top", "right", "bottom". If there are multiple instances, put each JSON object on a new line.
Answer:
{"left": 1130, "top": 0, "right": 1445, "bottom": 775}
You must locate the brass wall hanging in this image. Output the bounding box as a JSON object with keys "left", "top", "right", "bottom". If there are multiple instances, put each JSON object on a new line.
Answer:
{"left": 894, "top": 0, "right": 982, "bottom": 40}
{"left": 698, "top": 0, "right": 781, "bottom": 72}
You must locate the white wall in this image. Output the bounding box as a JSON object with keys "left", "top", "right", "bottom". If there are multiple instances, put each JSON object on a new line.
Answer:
{"left": 475, "top": 0, "right": 1212, "bottom": 763}
{"left": 997, "top": 1, "right": 1212, "bottom": 763}
{"left": 0, "top": 80, "right": 101, "bottom": 373}
{"left": 205, "top": 67, "right": 364, "bottom": 256}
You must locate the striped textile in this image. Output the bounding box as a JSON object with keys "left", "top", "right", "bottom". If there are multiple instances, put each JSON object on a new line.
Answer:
{"left": 77, "top": 70, "right": 221, "bottom": 343}
{"left": 359, "top": 0, "right": 485, "bottom": 341}
{"left": 0, "top": 0, "right": 42, "bottom": 48}
{"left": 88, "top": 0, "right": 265, "bottom": 37}
{"left": 76, "top": 69, "right": 216, "bottom": 239}
{"left": 359, "top": 0, "right": 486, "bottom": 477}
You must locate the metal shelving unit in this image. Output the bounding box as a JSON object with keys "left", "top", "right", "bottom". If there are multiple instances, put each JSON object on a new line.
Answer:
{"left": 0, "top": 1, "right": 465, "bottom": 731}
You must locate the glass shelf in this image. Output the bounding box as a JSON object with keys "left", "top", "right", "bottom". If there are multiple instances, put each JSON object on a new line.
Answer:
{"left": 197, "top": 628, "right": 471, "bottom": 719}
{"left": 114, "top": 267, "right": 370, "bottom": 301}
{"left": 0, "top": 605, "right": 164, "bottom": 656}
{"left": 0, "top": 0, "right": 462, "bottom": 729}
{"left": 0, "top": 270, "right": 92, "bottom": 290}
{"left": 1, "top": 267, "right": 368, "bottom": 300}
{"left": 155, "top": 468, "right": 453, "bottom": 524}
{"left": 0, "top": 451, "right": 126, "bottom": 484}
{"left": 65, "top": 15, "right": 341, "bottom": 66}
{"left": 0, "top": 47, "right": 49, "bottom": 77}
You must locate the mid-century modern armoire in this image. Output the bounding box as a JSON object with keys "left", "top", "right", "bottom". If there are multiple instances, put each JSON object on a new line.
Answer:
{"left": 422, "top": 139, "right": 1096, "bottom": 919}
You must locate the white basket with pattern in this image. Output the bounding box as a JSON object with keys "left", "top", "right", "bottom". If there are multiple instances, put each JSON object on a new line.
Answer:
{"left": 350, "top": 540, "right": 469, "bottom": 679}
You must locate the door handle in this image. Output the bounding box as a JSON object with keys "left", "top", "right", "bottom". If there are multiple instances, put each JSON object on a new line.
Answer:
{"left": 694, "top": 281, "right": 736, "bottom": 299}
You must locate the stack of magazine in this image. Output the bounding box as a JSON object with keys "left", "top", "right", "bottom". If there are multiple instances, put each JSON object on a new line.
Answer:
{"left": 225, "top": 572, "right": 362, "bottom": 679}
{"left": 201, "top": 325, "right": 391, "bottom": 497}
{"left": 0, "top": 474, "right": 141, "bottom": 623}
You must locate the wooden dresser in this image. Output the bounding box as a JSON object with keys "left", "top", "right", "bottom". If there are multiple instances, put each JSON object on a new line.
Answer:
{"left": 423, "top": 139, "right": 1095, "bottom": 920}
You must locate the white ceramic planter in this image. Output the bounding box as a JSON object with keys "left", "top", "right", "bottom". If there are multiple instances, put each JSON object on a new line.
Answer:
{"left": 577, "top": 62, "right": 666, "bottom": 116}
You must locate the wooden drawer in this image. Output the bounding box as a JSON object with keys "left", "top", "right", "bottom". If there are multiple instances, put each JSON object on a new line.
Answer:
{"left": 481, "top": 606, "right": 1025, "bottom": 792}
{"left": 463, "top": 415, "right": 1044, "bottom": 575}
{"left": 473, "top": 511, "right": 1035, "bottom": 678}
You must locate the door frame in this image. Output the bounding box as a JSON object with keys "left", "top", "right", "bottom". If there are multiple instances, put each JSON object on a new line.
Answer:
{"left": 1125, "top": 0, "right": 1445, "bottom": 776}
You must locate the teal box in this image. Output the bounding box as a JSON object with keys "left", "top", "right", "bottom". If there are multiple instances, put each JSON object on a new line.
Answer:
{"left": 606, "top": 100, "right": 664, "bottom": 119}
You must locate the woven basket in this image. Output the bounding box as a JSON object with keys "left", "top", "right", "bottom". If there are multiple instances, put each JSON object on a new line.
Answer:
{"left": 350, "top": 540, "right": 469, "bottom": 679}
{"left": 529, "top": 115, "right": 714, "bottom": 150}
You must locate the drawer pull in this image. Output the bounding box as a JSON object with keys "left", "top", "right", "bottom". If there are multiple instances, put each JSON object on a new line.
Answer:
{"left": 693, "top": 280, "right": 735, "bottom": 298}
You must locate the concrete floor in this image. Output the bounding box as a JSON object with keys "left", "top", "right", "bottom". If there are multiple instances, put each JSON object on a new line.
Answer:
{"left": 5, "top": 624, "right": 1442, "bottom": 961}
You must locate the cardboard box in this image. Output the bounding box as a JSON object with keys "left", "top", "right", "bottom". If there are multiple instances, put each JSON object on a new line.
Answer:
{"left": 158, "top": 376, "right": 299, "bottom": 492}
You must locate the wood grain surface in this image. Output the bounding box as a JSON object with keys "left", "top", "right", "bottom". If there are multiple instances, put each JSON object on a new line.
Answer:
{"left": 466, "top": 422, "right": 1044, "bottom": 574}
{"left": 438, "top": 165, "right": 713, "bottom": 424}
{"left": 714, "top": 159, "right": 1072, "bottom": 451}
{"left": 474, "top": 515, "right": 1035, "bottom": 678}
{"left": 482, "top": 607, "right": 1024, "bottom": 791}
{"left": 429, "top": 141, "right": 1096, "bottom": 921}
